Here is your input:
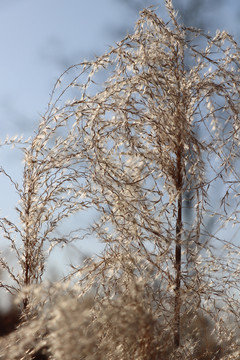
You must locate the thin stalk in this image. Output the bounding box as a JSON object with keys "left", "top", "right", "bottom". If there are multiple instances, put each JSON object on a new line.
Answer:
{"left": 174, "top": 145, "right": 183, "bottom": 348}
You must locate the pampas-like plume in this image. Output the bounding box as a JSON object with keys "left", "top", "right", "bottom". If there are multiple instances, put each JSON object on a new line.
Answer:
{"left": 1, "top": 1, "right": 240, "bottom": 358}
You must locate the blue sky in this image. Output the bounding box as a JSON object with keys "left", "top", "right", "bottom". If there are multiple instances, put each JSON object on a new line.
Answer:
{"left": 0, "top": 0, "right": 239, "bottom": 136}
{"left": 0, "top": 0, "right": 239, "bottom": 291}
{"left": 0, "top": 0, "right": 131, "bottom": 135}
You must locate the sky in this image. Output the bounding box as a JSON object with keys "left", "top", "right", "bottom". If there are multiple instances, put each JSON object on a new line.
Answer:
{"left": 0, "top": 0, "right": 238, "bottom": 136}
{"left": 0, "top": 0, "right": 130, "bottom": 135}
{"left": 0, "top": 0, "right": 239, "bottom": 306}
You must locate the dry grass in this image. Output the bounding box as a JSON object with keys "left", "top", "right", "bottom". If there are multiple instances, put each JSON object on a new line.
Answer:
{"left": 1, "top": 0, "right": 240, "bottom": 358}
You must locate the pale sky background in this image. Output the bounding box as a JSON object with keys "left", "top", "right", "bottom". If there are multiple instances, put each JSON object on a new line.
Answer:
{"left": 0, "top": 0, "right": 239, "bottom": 137}
{"left": 0, "top": 0, "right": 239, "bottom": 306}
